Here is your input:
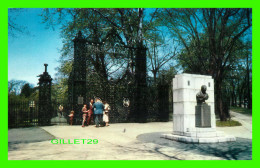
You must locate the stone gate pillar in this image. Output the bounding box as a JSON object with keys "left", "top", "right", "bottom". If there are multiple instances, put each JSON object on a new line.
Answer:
{"left": 130, "top": 46, "right": 147, "bottom": 122}
{"left": 38, "top": 64, "right": 52, "bottom": 125}
{"left": 68, "top": 31, "right": 87, "bottom": 123}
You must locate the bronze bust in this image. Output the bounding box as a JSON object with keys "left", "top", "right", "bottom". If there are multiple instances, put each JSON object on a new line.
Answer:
{"left": 196, "top": 85, "right": 209, "bottom": 104}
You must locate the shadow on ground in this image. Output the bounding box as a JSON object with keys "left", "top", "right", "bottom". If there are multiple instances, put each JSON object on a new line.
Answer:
{"left": 137, "top": 132, "right": 252, "bottom": 160}
{"left": 8, "top": 127, "right": 55, "bottom": 151}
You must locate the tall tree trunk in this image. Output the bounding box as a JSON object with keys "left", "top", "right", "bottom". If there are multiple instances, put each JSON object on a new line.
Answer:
{"left": 247, "top": 54, "right": 252, "bottom": 109}
{"left": 238, "top": 80, "right": 246, "bottom": 108}
{"left": 215, "top": 76, "right": 227, "bottom": 121}
{"left": 244, "top": 93, "right": 247, "bottom": 108}
{"left": 239, "top": 91, "right": 242, "bottom": 107}
{"left": 153, "top": 71, "right": 157, "bottom": 83}
{"left": 231, "top": 79, "right": 236, "bottom": 106}
{"left": 137, "top": 8, "right": 144, "bottom": 46}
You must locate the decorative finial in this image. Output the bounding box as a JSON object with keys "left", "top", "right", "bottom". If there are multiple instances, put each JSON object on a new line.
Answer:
{"left": 44, "top": 64, "right": 48, "bottom": 72}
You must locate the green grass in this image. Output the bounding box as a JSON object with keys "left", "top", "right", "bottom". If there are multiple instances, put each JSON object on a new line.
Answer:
{"left": 230, "top": 106, "right": 252, "bottom": 115}
{"left": 216, "top": 119, "right": 242, "bottom": 127}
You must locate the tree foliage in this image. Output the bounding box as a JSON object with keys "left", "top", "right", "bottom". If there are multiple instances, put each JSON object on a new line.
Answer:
{"left": 39, "top": 8, "right": 251, "bottom": 121}
{"left": 8, "top": 80, "right": 38, "bottom": 101}
{"left": 161, "top": 8, "right": 252, "bottom": 120}
{"left": 8, "top": 9, "right": 30, "bottom": 37}
{"left": 41, "top": 8, "right": 176, "bottom": 93}
{"left": 8, "top": 79, "right": 27, "bottom": 95}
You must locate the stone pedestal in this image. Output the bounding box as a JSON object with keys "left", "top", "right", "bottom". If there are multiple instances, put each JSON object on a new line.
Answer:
{"left": 51, "top": 112, "right": 67, "bottom": 125}
{"left": 161, "top": 73, "right": 236, "bottom": 143}
{"left": 195, "top": 103, "right": 211, "bottom": 127}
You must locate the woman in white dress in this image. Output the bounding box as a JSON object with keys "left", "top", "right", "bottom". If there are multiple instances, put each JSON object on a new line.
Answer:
{"left": 103, "top": 101, "right": 110, "bottom": 126}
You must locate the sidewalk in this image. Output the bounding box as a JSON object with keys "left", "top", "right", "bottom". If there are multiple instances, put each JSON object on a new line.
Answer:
{"left": 230, "top": 111, "right": 252, "bottom": 133}
{"left": 8, "top": 117, "right": 252, "bottom": 160}
{"left": 216, "top": 111, "right": 252, "bottom": 139}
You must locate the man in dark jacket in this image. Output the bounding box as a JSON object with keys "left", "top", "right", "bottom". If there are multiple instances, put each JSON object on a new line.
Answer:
{"left": 93, "top": 98, "right": 104, "bottom": 127}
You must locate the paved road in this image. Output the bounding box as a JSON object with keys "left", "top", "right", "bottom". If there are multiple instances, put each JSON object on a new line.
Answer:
{"left": 8, "top": 111, "right": 252, "bottom": 160}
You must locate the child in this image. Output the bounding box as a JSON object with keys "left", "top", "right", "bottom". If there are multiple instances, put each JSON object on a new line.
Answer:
{"left": 68, "top": 111, "right": 74, "bottom": 125}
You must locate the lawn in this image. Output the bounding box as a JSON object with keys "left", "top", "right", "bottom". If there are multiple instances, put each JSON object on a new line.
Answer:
{"left": 216, "top": 119, "right": 242, "bottom": 127}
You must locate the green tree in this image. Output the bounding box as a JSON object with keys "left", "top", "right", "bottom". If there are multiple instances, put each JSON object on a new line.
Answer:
{"left": 8, "top": 9, "right": 30, "bottom": 37}
{"left": 226, "top": 40, "right": 252, "bottom": 109}
{"left": 41, "top": 9, "right": 138, "bottom": 83}
{"left": 20, "top": 83, "right": 34, "bottom": 98}
{"left": 41, "top": 9, "right": 163, "bottom": 96}
{"left": 145, "top": 29, "right": 178, "bottom": 83}
{"left": 8, "top": 79, "right": 27, "bottom": 95}
{"left": 162, "top": 8, "right": 252, "bottom": 121}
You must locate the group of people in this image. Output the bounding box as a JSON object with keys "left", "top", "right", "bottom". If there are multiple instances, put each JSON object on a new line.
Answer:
{"left": 68, "top": 98, "right": 110, "bottom": 128}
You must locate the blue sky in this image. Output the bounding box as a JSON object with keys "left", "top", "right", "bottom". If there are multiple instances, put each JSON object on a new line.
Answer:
{"left": 7, "top": 8, "right": 166, "bottom": 87}
{"left": 8, "top": 8, "right": 251, "bottom": 87}
{"left": 8, "top": 8, "right": 63, "bottom": 86}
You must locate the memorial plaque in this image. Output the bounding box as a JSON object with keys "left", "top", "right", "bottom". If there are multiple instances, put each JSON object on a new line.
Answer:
{"left": 78, "top": 96, "right": 83, "bottom": 105}
{"left": 195, "top": 104, "right": 211, "bottom": 127}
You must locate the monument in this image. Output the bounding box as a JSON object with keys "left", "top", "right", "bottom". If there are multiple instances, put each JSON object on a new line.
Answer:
{"left": 161, "top": 73, "right": 236, "bottom": 143}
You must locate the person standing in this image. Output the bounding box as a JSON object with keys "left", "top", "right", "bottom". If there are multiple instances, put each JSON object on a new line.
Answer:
{"left": 87, "top": 99, "right": 94, "bottom": 126}
{"left": 103, "top": 101, "right": 110, "bottom": 126}
{"left": 93, "top": 98, "right": 104, "bottom": 127}
{"left": 82, "top": 104, "right": 89, "bottom": 127}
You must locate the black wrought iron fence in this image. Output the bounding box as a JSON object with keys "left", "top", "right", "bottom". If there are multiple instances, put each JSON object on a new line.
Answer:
{"left": 8, "top": 100, "right": 39, "bottom": 128}
{"left": 85, "top": 81, "right": 170, "bottom": 123}
{"left": 8, "top": 80, "right": 171, "bottom": 128}
{"left": 8, "top": 99, "right": 71, "bottom": 128}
